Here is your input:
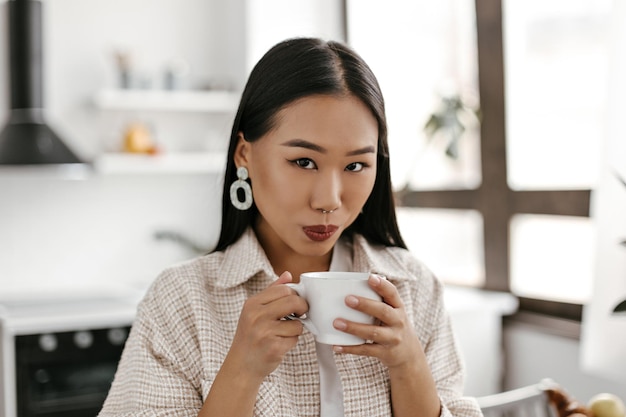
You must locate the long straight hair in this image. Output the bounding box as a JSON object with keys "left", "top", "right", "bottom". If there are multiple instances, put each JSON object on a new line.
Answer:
{"left": 215, "top": 38, "right": 406, "bottom": 251}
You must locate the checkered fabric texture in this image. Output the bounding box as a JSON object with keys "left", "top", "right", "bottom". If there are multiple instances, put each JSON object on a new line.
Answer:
{"left": 99, "top": 228, "right": 483, "bottom": 417}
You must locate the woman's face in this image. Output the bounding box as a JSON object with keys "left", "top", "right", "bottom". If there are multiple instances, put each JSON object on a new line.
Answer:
{"left": 234, "top": 94, "right": 378, "bottom": 262}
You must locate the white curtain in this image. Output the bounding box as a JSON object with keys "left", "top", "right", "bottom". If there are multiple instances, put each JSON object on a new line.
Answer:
{"left": 580, "top": 0, "right": 626, "bottom": 382}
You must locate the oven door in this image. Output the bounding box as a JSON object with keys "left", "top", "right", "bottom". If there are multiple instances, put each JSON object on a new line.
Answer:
{"left": 15, "top": 327, "right": 129, "bottom": 417}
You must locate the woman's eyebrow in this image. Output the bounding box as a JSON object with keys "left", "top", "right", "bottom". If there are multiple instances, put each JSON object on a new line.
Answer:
{"left": 281, "top": 139, "right": 376, "bottom": 156}
{"left": 346, "top": 145, "right": 376, "bottom": 156}
{"left": 281, "top": 139, "right": 325, "bottom": 153}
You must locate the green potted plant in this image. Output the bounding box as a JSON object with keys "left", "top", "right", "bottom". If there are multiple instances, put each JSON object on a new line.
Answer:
{"left": 422, "top": 93, "right": 481, "bottom": 160}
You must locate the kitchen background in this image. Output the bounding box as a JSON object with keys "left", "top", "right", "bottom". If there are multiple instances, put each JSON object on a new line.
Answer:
{"left": 0, "top": 2, "right": 345, "bottom": 414}
{"left": 0, "top": 0, "right": 343, "bottom": 296}
{"left": 1, "top": 0, "right": 626, "bottom": 412}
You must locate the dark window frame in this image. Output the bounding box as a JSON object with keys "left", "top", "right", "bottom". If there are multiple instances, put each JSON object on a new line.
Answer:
{"left": 344, "top": 0, "right": 591, "bottom": 324}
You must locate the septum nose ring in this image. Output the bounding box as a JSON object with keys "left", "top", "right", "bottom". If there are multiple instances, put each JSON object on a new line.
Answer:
{"left": 319, "top": 208, "right": 337, "bottom": 214}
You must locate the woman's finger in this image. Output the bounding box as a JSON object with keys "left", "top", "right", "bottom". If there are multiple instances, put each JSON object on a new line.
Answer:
{"left": 333, "top": 317, "right": 394, "bottom": 344}
{"left": 368, "top": 274, "right": 403, "bottom": 308}
{"left": 252, "top": 272, "right": 297, "bottom": 305}
{"left": 268, "top": 292, "right": 309, "bottom": 320}
{"left": 274, "top": 319, "right": 305, "bottom": 337}
{"left": 272, "top": 271, "right": 294, "bottom": 286}
{"left": 344, "top": 292, "right": 400, "bottom": 327}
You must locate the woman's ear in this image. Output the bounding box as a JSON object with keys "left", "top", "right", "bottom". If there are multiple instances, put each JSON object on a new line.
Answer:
{"left": 233, "top": 132, "right": 251, "bottom": 167}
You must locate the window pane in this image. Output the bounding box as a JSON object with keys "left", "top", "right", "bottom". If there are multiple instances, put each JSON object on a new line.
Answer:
{"left": 510, "top": 214, "right": 594, "bottom": 303}
{"left": 246, "top": 0, "right": 344, "bottom": 71}
{"left": 396, "top": 208, "right": 484, "bottom": 287}
{"left": 503, "top": 0, "right": 611, "bottom": 190}
{"left": 347, "top": 0, "right": 481, "bottom": 191}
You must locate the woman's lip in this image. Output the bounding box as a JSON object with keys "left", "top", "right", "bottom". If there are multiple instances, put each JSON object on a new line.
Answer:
{"left": 303, "top": 225, "right": 339, "bottom": 242}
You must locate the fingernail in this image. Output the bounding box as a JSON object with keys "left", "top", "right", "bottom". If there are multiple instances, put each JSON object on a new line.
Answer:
{"left": 334, "top": 319, "right": 347, "bottom": 330}
{"left": 369, "top": 274, "right": 381, "bottom": 285}
{"left": 333, "top": 345, "right": 344, "bottom": 353}
{"left": 346, "top": 295, "right": 359, "bottom": 307}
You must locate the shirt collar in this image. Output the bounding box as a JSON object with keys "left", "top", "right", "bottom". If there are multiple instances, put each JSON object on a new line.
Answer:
{"left": 216, "top": 227, "right": 412, "bottom": 289}
{"left": 351, "top": 234, "right": 413, "bottom": 283}
{"left": 216, "top": 227, "right": 277, "bottom": 288}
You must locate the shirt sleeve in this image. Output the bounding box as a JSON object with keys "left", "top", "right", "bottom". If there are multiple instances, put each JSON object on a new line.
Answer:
{"left": 98, "top": 274, "right": 204, "bottom": 417}
{"left": 413, "top": 267, "right": 484, "bottom": 417}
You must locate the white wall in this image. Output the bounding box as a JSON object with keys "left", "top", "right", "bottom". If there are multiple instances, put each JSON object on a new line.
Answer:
{"left": 0, "top": 170, "right": 224, "bottom": 298}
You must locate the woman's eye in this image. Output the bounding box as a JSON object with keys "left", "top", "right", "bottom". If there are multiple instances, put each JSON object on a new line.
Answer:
{"left": 346, "top": 162, "right": 365, "bottom": 172}
{"left": 292, "top": 158, "right": 317, "bottom": 169}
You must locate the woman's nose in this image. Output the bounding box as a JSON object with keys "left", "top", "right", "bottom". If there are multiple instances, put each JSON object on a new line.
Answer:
{"left": 311, "top": 171, "right": 342, "bottom": 213}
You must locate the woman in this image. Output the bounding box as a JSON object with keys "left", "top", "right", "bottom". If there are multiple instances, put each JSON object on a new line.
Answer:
{"left": 99, "top": 38, "right": 482, "bottom": 417}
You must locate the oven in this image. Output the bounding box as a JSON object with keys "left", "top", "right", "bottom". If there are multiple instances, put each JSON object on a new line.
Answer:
{"left": 0, "top": 294, "right": 140, "bottom": 417}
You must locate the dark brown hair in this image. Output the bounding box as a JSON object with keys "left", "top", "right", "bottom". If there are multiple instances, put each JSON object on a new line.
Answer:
{"left": 215, "top": 37, "right": 406, "bottom": 251}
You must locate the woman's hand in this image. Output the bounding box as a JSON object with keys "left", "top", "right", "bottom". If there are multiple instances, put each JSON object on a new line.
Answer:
{"left": 331, "top": 274, "right": 421, "bottom": 370}
{"left": 226, "top": 271, "right": 308, "bottom": 380}
{"left": 332, "top": 274, "right": 441, "bottom": 417}
{"left": 201, "top": 272, "right": 307, "bottom": 416}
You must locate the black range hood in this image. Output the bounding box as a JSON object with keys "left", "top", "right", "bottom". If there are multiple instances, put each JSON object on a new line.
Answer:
{"left": 0, "top": 0, "right": 82, "bottom": 165}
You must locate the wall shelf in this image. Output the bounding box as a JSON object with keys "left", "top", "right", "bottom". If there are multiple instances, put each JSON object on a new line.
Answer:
{"left": 94, "top": 152, "right": 227, "bottom": 175}
{"left": 93, "top": 89, "right": 240, "bottom": 113}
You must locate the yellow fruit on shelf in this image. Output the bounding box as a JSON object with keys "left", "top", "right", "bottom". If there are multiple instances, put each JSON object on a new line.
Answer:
{"left": 588, "top": 393, "right": 626, "bottom": 417}
{"left": 122, "top": 123, "right": 158, "bottom": 154}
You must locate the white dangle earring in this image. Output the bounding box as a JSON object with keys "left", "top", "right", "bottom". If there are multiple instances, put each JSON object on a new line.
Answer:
{"left": 230, "top": 166, "right": 253, "bottom": 210}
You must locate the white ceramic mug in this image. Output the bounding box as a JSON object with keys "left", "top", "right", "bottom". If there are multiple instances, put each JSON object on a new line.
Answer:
{"left": 287, "top": 271, "right": 382, "bottom": 345}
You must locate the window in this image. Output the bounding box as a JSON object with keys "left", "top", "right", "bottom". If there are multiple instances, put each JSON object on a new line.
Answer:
{"left": 347, "top": 0, "right": 484, "bottom": 287}
{"left": 245, "top": 0, "right": 344, "bottom": 71}
{"left": 503, "top": 0, "right": 611, "bottom": 305}
{"left": 347, "top": 0, "right": 612, "bottom": 317}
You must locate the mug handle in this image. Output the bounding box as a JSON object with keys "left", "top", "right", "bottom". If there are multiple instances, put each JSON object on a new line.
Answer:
{"left": 285, "top": 283, "right": 319, "bottom": 337}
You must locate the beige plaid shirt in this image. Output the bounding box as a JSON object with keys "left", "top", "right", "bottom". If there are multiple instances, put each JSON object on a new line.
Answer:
{"left": 99, "top": 228, "right": 482, "bottom": 417}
